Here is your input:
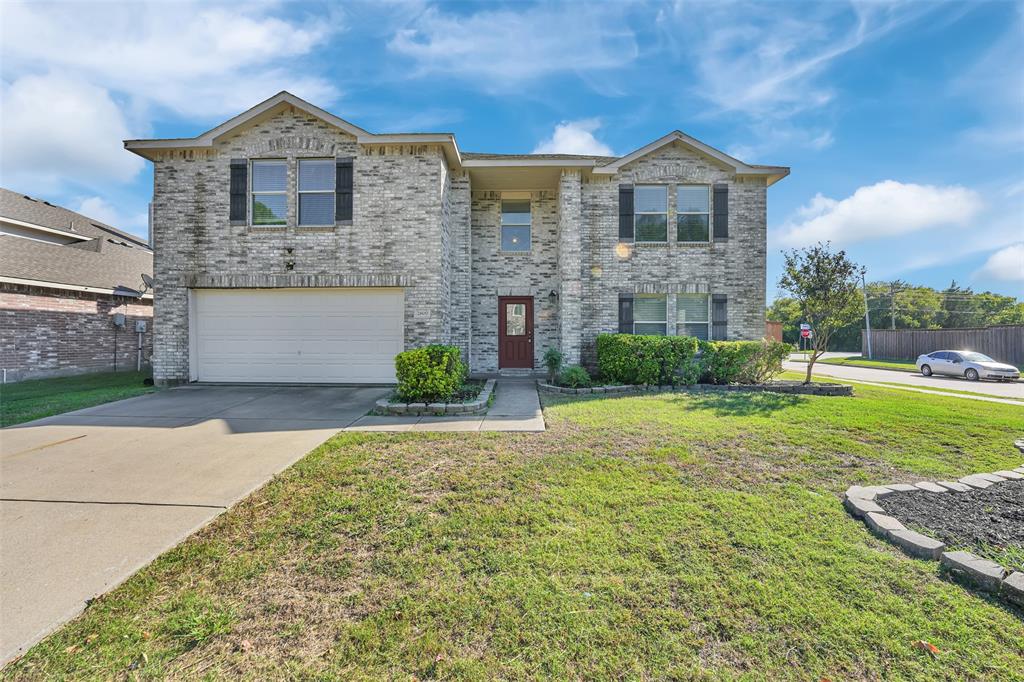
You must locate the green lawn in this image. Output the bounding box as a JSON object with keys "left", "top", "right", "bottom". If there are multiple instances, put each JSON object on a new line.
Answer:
{"left": 794, "top": 355, "right": 919, "bottom": 372}
{"left": 5, "top": 384, "right": 1024, "bottom": 680}
{"left": 0, "top": 371, "right": 154, "bottom": 427}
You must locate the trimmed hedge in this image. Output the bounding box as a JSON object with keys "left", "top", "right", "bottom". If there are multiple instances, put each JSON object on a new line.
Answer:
{"left": 394, "top": 345, "right": 466, "bottom": 402}
{"left": 596, "top": 334, "right": 700, "bottom": 386}
{"left": 699, "top": 339, "right": 790, "bottom": 384}
{"left": 596, "top": 334, "right": 791, "bottom": 386}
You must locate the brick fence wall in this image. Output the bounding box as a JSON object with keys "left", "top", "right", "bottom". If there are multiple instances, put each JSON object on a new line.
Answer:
{"left": 0, "top": 283, "right": 153, "bottom": 382}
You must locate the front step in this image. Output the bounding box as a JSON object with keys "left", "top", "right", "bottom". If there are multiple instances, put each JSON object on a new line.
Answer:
{"left": 498, "top": 368, "right": 537, "bottom": 377}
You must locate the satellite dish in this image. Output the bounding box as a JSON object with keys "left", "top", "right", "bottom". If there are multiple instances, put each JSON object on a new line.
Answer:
{"left": 113, "top": 285, "right": 143, "bottom": 298}
{"left": 142, "top": 274, "right": 154, "bottom": 288}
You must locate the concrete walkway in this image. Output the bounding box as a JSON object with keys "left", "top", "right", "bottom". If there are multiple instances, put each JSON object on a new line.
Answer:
{"left": 345, "top": 379, "right": 545, "bottom": 432}
{"left": 0, "top": 384, "right": 388, "bottom": 665}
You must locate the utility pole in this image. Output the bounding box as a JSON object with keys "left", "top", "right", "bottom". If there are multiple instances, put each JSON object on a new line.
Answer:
{"left": 862, "top": 268, "right": 873, "bottom": 360}
{"left": 890, "top": 283, "right": 897, "bottom": 330}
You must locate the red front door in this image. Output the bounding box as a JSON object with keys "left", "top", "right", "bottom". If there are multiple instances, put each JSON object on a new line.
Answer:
{"left": 498, "top": 296, "right": 534, "bottom": 369}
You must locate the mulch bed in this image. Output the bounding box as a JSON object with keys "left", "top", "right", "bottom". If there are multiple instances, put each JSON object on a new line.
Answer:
{"left": 879, "top": 480, "right": 1024, "bottom": 553}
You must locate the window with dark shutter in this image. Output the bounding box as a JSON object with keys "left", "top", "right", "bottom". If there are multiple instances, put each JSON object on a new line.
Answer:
{"left": 711, "top": 294, "right": 728, "bottom": 340}
{"left": 335, "top": 158, "right": 353, "bottom": 222}
{"left": 713, "top": 184, "right": 729, "bottom": 240}
{"left": 229, "top": 159, "right": 247, "bottom": 224}
{"left": 618, "top": 185, "right": 634, "bottom": 241}
{"left": 618, "top": 293, "right": 634, "bottom": 334}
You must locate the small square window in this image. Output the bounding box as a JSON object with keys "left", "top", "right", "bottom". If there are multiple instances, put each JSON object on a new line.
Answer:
{"left": 501, "top": 199, "right": 531, "bottom": 251}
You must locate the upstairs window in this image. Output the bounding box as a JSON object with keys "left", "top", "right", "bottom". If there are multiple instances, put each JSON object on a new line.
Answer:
{"left": 298, "top": 159, "right": 336, "bottom": 226}
{"left": 250, "top": 160, "right": 287, "bottom": 226}
{"left": 633, "top": 294, "right": 667, "bottom": 335}
{"left": 501, "top": 199, "right": 531, "bottom": 251}
{"left": 677, "top": 185, "right": 710, "bottom": 242}
{"left": 677, "top": 293, "right": 710, "bottom": 339}
{"left": 634, "top": 185, "right": 667, "bottom": 242}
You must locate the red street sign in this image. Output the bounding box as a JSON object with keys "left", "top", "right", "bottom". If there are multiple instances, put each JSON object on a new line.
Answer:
{"left": 800, "top": 329, "right": 811, "bottom": 338}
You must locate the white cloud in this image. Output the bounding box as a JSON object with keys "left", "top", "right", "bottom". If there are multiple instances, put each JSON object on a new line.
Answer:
{"left": 75, "top": 196, "right": 148, "bottom": 236}
{"left": 0, "top": 1, "right": 340, "bottom": 195}
{"left": 1, "top": 2, "right": 339, "bottom": 119}
{"left": 0, "top": 74, "right": 144, "bottom": 190}
{"left": 777, "top": 180, "right": 984, "bottom": 247}
{"left": 975, "top": 244, "right": 1024, "bottom": 282}
{"left": 532, "top": 119, "right": 613, "bottom": 156}
{"left": 388, "top": 4, "right": 636, "bottom": 84}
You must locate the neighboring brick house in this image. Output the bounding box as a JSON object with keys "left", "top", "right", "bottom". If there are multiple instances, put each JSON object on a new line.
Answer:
{"left": 126, "top": 92, "right": 787, "bottom": 385}
{"left": 0, "top": 189, "right": 154, "bottom": 382}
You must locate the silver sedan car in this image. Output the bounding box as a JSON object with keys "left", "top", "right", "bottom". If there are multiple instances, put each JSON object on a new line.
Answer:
{"left": 916, "top": 350, "right": 1020, "bottom": 381}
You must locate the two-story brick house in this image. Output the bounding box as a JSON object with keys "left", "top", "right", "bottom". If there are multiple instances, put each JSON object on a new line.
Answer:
{"left": 126, "top": 92, "right": 788, "bottom": 385}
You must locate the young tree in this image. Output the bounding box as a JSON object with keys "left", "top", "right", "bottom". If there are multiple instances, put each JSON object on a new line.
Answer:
{"left": 778, "top": 243, "right": 864, "bottom": 384}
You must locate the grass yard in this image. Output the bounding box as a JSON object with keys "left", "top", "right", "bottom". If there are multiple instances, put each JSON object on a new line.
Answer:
{"left": 0, "top": 371, "right": 154, "bottom": 427}
{"left": 5, "top": 384, "right": 1024, "bottom": 680}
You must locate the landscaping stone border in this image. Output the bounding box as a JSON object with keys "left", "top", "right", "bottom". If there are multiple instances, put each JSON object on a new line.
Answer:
{"left": 376, "top": 379, "right": 496, "bottom": 416}
{"left": 537, "top": 380, "right": 852, "bottom": 397}
{"left": 844, "top": 457, "right": 1024, "bottom": 608}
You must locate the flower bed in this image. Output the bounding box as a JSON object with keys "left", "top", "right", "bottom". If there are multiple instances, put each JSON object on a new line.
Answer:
{"left": 843, "top": 462, "right": 1024, "bottom": 607}
{"left": 376, "top": 378, "right": 495, "bottom": 416}
{"left": 537, "top": 379, "right": 852, "bottom": 397}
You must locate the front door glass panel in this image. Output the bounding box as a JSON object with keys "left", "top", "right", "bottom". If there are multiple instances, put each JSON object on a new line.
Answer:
{"left": 506, "top": 304, "right": 526, "bottom": 336}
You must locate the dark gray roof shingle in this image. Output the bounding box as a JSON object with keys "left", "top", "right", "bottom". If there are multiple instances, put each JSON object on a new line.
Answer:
{"left": 0, "top": 188, "right": 153, "bottom": 292}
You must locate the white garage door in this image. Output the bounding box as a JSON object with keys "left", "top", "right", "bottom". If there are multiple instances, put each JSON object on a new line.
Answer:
{"left": 192, "top": 288, "right": 404, "bottom": 383}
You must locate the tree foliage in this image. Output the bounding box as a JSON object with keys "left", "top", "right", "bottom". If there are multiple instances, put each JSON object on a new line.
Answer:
{"left": 777, "top": 243, "right": 863, "bottom": 383}
{"left": 769, "top": 279, "right": 1023, "bottom": 351}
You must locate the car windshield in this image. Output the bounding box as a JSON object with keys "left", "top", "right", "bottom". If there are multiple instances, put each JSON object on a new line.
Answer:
{"left": 960, "top": 352, "right": 993, "bottom": 362}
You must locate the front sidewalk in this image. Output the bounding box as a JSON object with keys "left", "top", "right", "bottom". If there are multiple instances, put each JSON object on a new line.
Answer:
{"left": 345, "top": 379, "right": 545, "bottom": 432}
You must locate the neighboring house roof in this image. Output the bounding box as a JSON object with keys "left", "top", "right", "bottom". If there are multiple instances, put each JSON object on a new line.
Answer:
{"left": 0, "top": 189, "right": 153, "bottom": 297}
{"left": 0, "top": 188, "right": 150, "bottom": 248}
{"left": 125, "top": 91, "right": 790, "bottom": 186}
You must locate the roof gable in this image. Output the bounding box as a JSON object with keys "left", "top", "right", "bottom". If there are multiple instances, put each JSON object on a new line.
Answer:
{"left": 593, "top": 131, "right": 789, "bottom": 185}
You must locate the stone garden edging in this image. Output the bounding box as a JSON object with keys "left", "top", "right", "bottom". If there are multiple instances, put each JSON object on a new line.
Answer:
{"left": 376, "top": 379, "right": 496, "bottom": 416}
{"left": 537, "top": 380, "right": 852, "bottom": 397}
{"left": 844, "top": 459, "right": 1024, "bottom": 608}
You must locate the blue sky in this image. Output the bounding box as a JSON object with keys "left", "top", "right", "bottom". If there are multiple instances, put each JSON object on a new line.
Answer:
{"left": 2, "top": 0, "right": 1022, "bottom": 299}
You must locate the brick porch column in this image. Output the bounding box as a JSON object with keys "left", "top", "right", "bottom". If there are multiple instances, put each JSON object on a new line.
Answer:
{"left": 558, "top": 170, "right": 583, "bottom": 365}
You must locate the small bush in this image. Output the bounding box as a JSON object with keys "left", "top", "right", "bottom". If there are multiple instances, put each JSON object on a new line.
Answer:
{"left": 543, "top": 348, "right": 564, "bottom": 384}
{"left": 558, "top": 365, "right": 592, "bottom": 388}
{"left": 596, "top": 334, "right": 700, "bottom": 386}
{"left": 699, "top": 339, "right": 791, "bottom": 384}
{"left": 394, "top": 345, "right": 466, "bottom": 402}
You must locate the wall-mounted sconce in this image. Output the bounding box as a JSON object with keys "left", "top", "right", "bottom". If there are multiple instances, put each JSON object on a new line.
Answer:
{"left": 548, "top": 290, "right": 559, "bottom": 304}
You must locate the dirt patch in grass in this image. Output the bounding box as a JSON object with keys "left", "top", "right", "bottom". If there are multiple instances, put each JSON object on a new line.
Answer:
{"left": 879, "top": 481, "right": 1024, "bottom": 570}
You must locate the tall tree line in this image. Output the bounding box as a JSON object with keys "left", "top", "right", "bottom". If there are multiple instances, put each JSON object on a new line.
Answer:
{"left": 768, "top": 281, "right": 1024, "bottom": 350}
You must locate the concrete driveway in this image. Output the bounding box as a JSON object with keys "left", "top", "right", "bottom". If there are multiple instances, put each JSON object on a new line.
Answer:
{"left": 0, "top": 384, "right": 388, "bottom": 665}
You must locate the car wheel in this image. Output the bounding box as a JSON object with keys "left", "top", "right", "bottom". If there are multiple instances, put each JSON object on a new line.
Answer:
{"left": 920, "top": 364, "right": 932, "bottom": 376}
{"left": 965, "top": 368, "right": 979, "bottom": 381}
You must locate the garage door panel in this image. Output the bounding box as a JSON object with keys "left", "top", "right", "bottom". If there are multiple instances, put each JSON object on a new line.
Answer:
{"left": 193, "top": 288, "right": 404, "bottom": 383}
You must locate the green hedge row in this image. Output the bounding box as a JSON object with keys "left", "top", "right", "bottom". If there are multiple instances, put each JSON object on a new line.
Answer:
{"left": 394, "top": 344, "right": 466, "bottom": 402}
{"left": 596, "top": 334, "right": 791, "bottom": 386}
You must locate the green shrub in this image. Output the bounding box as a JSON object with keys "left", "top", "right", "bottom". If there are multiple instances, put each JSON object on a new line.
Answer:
{"left": 558, "top": 365, "right": 592, "bottom": 388}
{"left": 699, "top": 339, "right": 792, "bottom": 384}
{"left": 596, "top": 334, "right": 700, "bottom": 386}
{"left": 543, "top": 348, "right": 564, "bottom": 384}
{"left": 394, "top": 345, "right": 466, "bottom": 402}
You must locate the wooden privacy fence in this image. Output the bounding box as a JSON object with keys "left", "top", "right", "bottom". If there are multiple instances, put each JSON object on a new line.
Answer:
{"left": 862, "top": 325, "right": 1024, "bottom": 366}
